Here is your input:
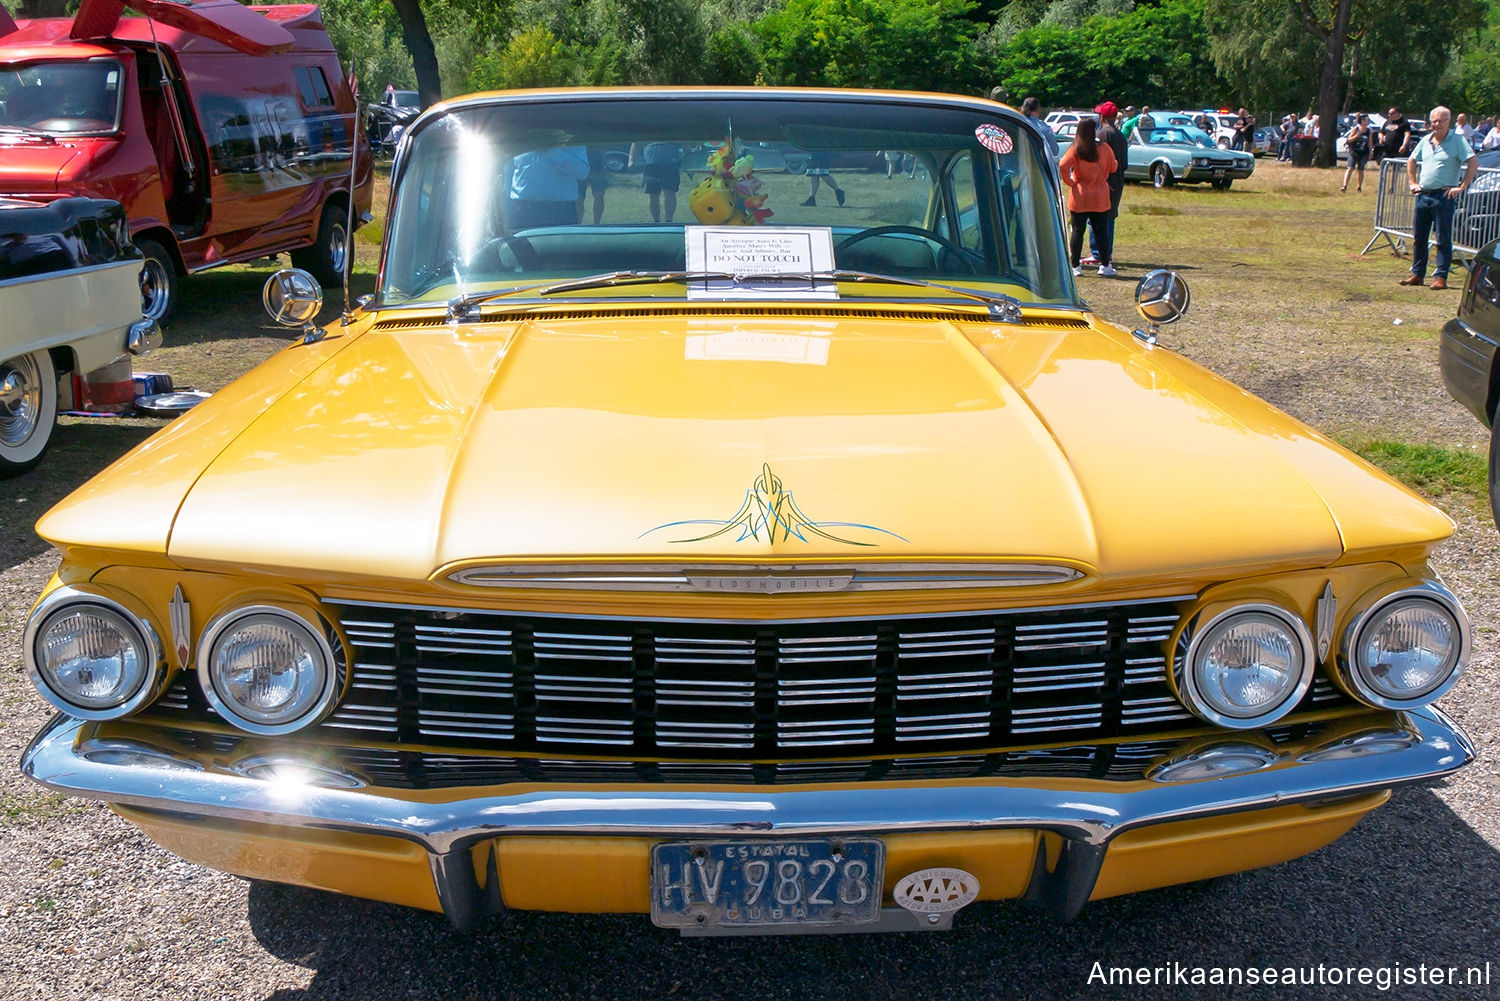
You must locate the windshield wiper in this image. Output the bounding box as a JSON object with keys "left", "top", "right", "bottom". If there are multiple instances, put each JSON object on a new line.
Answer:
{"left": 445, "top": 268, "right": 1024, "bottom": 323}
{"left": 0, "top": 125, "right": 55, "bottom": 144}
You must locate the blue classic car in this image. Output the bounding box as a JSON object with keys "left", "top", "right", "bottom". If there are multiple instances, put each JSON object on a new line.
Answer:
{"left": 1128, "top": 125, "right": 1254, "bottom": 189}
{"left": 1054, "top": 123, "right": 1254, "bottom": 190}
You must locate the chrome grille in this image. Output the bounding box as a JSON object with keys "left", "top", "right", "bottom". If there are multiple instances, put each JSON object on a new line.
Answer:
{"left": 142, "top": 596, "right": 1348, "bottom": 757}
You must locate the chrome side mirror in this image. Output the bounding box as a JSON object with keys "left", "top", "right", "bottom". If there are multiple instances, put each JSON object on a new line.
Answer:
{"left": 1132, "top": 269, "right": 1191, "bottom": 347}
{"left": 263, "top": 269, "right": 326, "bottom": 343}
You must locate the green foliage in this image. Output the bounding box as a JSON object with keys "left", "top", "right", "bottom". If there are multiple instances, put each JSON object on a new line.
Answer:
{"left": 1205, "top": 0, "right": 1485, "bottom": 114}
{"left": 468, "top": 23, "right": 573, "bottom": 91}
{"left": 755, "top": 0, "right": 981, "bottom": 92}
{"left": 990, "top": 0, "right": 1223, "bottom": 108}
{"left": 704, "top": 24, "right": 764, "bottom": 85}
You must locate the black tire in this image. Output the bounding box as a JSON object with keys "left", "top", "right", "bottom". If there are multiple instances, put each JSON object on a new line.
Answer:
{"left": 0, "top": 350, "right": 58, "bottom": 477}
{"left": 291, "top": 203, "right": 349, "bottom": 286}
{"left": 1490, "top": 408, "right": 1500, "bottom": 530}
{"left": 1212, "top": 178, "right": 1233, "bottom": 191}
{"left": 1152, "top": 163, "right": 1173, "bottom": 189}
{"left": 136, "top": 238, "right": 177, "bottom": 323}
{"left": 784, "top": 157, "right": 808, "bottom": 175}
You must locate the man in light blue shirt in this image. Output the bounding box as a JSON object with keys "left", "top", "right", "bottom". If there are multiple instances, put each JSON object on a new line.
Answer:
{"left": 505, "top": 146, "right": 590, "bottom": 229}
{"left": 1401, "top": 106, "right": 1477, "bottom": 289}
{"left": 1021, "top": 96, "right": 1060, "bottom": 161}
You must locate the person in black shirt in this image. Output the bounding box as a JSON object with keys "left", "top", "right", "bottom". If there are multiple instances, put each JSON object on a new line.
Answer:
{"left": 1088, "top": 101, "right": 1129, "bottom": 276}
{"left": 1381, "top": 108, "right": 1411, "bottom": 161}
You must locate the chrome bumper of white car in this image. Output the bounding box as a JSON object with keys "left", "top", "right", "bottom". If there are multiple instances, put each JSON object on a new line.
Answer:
{"left": 21, "top": 708, "right": 1473, "bottom": 928}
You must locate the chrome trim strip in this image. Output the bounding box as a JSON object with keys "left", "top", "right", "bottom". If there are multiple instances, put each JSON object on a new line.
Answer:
{"left": 446, "top": 562, "right": 1086, "bottom": 593}
{"left": 22, "top": 709, "right": 1471, "bottom": 855}
{"left": 326, "top": 593, "right": 1196, "bottom": 626}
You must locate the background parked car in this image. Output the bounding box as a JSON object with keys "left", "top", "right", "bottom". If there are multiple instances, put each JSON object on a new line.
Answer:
{"left": 0, "top": 197, "right": 157, "bottom": 474}
{"left": 1124, "top": 124, "right": 1255, "bottom": 189}
{"left": 1440, "top": 234, "right": 1500, "bottom": 526}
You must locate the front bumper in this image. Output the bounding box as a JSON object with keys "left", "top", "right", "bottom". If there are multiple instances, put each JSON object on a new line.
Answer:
{"left": 22, "top": 709, "right": 1473, "bottom": 929}
{"left": 1182, "top": 164, "right": 1254, "bottom": 182}
{"left": 1440, "top": 315, "right": 1497, "bottom": 425}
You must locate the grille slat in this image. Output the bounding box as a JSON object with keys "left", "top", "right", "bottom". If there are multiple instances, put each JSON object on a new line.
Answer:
{"left": 141, "top": 596, "right": 1351, "bottom": 757}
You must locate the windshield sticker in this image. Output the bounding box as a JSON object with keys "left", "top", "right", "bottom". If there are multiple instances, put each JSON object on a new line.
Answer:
{"left": 975, "top": 123, "right": 1013, "bottom": 155}
{"left": 684, "top": 226, "right": 837, "bottom": 299}
{"left": 640, "top": 464, "right": 908, "bottom": 547}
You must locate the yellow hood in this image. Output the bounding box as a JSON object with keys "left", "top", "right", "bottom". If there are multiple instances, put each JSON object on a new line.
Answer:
{"left": 40, "top": 309, "right": 1452, "bottom": 582}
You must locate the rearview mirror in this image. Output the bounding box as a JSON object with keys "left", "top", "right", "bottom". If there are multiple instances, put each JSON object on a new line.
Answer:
{"left": 1134, "top": 269, "right": 1191, "bottom": 325}
{"left": 263, "top": 269, "right": 324, "bottom": 328}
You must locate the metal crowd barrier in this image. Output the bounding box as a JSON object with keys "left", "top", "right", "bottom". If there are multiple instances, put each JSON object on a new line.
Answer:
{"left": 1364, "top": 156, "right": 1500, "bottom": 267}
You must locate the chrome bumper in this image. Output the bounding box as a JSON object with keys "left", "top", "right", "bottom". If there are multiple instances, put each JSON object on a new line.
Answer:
{"left": 20, "top": 709, "right": 1473, "bottom": 929}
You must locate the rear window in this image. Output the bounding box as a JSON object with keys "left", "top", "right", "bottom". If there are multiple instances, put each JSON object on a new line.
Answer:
{"left": 295, "top": 66, "right": 334, "bottom": 109}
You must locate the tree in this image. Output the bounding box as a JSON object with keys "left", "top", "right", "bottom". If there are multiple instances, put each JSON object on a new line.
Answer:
{"left": 1205, "top": 0, "right": 1485, "bottom": 166}
{"left": 756, "top": 0, "right": 981, "bottom": 93}
{"left": 389, "top": 0, "right": 442, "bottom": 107}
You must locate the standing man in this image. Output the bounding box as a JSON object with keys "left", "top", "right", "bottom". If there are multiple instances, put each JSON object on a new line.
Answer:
{"left": 1021, "top": 97, "right": 1060, "bottom": 160}
{"left": 1381, "top": 108, "right": 1411, "bottom": 162}
{"left": 1088, "top": 101, "right": 1128, "bottom": 277}
{"left": 1278, "top": 112, "right": 1297, "bottom": 160}
{"left": 1122, "top": 105, "right": 1155, "bottom": 141}
{"left": 1457, "top": 113, "right": 1477, "bottom": 146}
{"left": 1400, "top": 106, "right": 1477, "bottom": 290}
{"left": 1232, "top": 108, "right": 1255, "bottom": 151}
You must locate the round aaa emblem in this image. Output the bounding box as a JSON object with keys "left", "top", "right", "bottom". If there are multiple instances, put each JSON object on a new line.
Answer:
{"left": 893, "top": 867, "right": 980, "bottom": 914}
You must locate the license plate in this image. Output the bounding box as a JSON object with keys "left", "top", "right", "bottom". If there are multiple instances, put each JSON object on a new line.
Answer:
{"left": 1214, "top": 169, "right": 1227, "bottom": 178}
{"left": 651, "top": 838, "right": 884, "bottom": 929}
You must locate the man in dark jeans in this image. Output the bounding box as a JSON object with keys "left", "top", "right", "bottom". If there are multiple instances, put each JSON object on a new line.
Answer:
{"left": 1232, "top": 108, "right": 1254, "bottom": 151}
{"left": 1088, "top": 101, "right": 1128, "bottom": 275}
{"left": 1401, "top": 106, "right": 1477, "bottom": 290}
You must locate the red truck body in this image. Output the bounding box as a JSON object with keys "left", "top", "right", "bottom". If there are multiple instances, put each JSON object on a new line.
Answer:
{"left": 0, "top": 3, "right": 372, "bottom": 315}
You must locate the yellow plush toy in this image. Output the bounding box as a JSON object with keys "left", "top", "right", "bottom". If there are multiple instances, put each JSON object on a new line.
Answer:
{"left": 688, "top": 141, "right": 771, "bottom": 225}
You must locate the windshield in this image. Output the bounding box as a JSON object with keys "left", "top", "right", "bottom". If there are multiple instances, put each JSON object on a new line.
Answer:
{"left": 0, "top": 60, "right": 124, "bottom": 135}
{"left": 379, "top": 93, "right": 1072, "bottom": 307}
{"left": 1143, "top": 126, "right": 1215, "bottom": 148}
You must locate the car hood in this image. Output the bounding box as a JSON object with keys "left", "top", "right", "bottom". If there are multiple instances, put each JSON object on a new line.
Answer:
{"left": 0, "top": 140, "right": 84, "bottom": 194}
{"left": 41, "top": 308, "right": 1451, "bottom": 583}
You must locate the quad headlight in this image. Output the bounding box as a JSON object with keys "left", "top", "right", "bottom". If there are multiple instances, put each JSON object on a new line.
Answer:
{"left": 197, "top": 605, "right": 344, "bottom": 735}
{"left": 1175, "top": 603, "right": 1314, "bottom": 728}
{"left": 23, "top": 587, "right": 165, "bottom": 719}
{"left": 1338, "top": 581, "right": 1468, "bottom": 709}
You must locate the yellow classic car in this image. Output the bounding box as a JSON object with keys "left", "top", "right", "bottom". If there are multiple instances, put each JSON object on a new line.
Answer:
{"left": 20, "top": 88, "right": 1473, "bottom": 935}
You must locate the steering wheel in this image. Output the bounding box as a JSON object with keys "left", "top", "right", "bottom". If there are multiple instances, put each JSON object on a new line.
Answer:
{"left": 834, "top": 225, "right": 978, "bottom": 273}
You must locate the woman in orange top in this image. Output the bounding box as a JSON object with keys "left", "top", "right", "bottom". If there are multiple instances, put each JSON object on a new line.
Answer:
{"left": 1058, "top": 118, "right": 1118, "bottom": 277}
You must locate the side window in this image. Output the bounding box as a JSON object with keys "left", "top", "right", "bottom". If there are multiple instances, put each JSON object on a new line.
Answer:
{"left": 295, "top": 67, "right": 334, "bottom": 110}
{"left": 945, "top": 151, "right": 981, "bottom": 252}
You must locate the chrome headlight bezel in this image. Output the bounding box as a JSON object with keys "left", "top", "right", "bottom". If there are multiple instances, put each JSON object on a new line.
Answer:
{"left": 196, "top": 604, "right": 344, "bottom": 736}
{"left": 1338, "top": 580, "right": 1469, "bottom": 710}
{"left": 1174, "top": 602, "right": 1316, "bottom": 729}
{"left": 22, "top": 586, "right": 166, "bottom": 720}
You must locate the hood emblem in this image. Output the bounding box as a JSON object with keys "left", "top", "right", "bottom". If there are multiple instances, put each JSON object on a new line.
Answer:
{"left": 169, "top": 586, "right": 191, "bottom": 667}
{"left": 641, "top": 463, "right": 907, "bottom": 547}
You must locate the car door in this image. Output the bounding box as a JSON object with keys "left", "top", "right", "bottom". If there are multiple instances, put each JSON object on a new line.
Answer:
{"left": 1444, "top": 241, "right": 1500, "bottom": 422}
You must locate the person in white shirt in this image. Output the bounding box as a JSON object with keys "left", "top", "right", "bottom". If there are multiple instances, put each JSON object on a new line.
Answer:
{"left": 1458, "top": 113, "right": 1477, "bottom": 146}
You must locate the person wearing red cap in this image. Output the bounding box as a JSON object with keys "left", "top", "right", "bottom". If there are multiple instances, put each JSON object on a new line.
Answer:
{"left": 1087, "top": 101, "right": 1127, "bottom": 276}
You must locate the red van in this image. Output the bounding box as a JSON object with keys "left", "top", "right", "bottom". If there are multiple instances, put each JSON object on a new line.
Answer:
{"left": 0, "top": 0, "right": 372, "bottom": 319}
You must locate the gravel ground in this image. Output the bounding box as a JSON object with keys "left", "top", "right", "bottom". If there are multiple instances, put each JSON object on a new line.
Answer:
{"left": 2, "top": 164, "right": 1498, "bottom": 1000}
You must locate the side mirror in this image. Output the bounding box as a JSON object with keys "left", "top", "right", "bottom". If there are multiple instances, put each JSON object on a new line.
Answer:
{"left": 1132, "top": 269, "right": 1190, "bottom": 347}
{"left": 263, "top": 269, "right": 326, "bottom": 342}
